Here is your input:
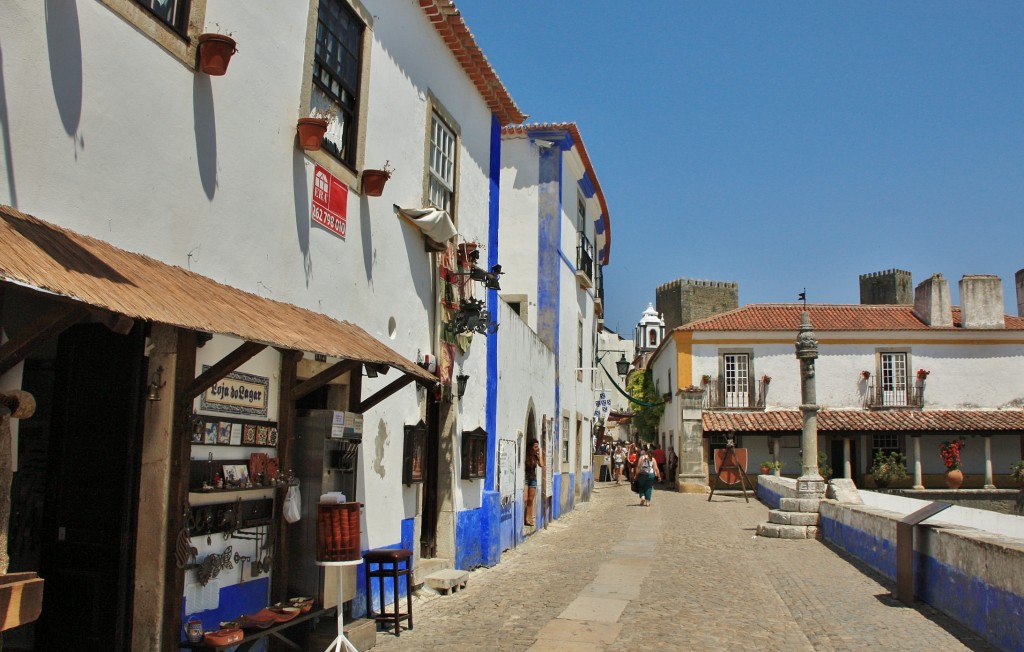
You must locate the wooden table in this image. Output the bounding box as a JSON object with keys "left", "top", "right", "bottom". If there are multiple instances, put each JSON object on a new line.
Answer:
{"left": 179, "top": 606, "right": 334, "bottom": 651}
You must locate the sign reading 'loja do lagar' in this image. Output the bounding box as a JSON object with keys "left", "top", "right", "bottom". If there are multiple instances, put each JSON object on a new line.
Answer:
{"left": 199, "top": 366, "right": 269, "bottom": 417}
{"left": 311, "top": 164, "right": 348, "bottom": 238}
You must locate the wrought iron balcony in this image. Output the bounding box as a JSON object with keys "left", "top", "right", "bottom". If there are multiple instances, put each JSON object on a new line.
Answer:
{"left": 702, "top": 377, "right": 768, "bottom": 411}
{"left": 863, "top": 383, "right": 924, "bottom": 409}
{"left": 575, "top": 233, "right": 593, "bottom": 288}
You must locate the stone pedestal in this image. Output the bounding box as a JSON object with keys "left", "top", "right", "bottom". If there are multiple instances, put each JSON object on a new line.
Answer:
{"left": 678, "top": 389, "right": 708, "bottom": 493}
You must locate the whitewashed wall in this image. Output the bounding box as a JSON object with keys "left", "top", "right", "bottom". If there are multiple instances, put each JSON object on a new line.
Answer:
{"left": 498, "top": 136, "right": 542, "bottom": 332}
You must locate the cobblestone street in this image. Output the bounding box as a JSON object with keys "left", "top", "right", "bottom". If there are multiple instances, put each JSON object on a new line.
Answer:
{"left": 372, "top": 482, "right": 1000, "bottom": 651}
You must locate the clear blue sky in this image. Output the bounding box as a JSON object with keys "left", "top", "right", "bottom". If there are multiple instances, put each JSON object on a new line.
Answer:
{"left": 459, "top": 1, "right": 1024, "bottom": 337}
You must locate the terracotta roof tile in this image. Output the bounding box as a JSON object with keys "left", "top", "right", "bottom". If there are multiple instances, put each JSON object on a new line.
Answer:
{"left": 420, "top": 1, "right": 526, "bottom": 126}
{"left": 703, "top": 409, "right": 1024, "bottom": 433}
{"left": 680, "top": 303, "right": 1024, "bottom": 332}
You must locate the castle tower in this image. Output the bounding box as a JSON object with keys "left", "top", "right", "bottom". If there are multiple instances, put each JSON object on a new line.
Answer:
{"left": 656, "top": 278, "right": 739, "bottom": 331}
{"left": 859, "top": 269, "right": 913, "bottom": 305}
{"left": 634, "top": 303, "right": 665, "bottom": 353}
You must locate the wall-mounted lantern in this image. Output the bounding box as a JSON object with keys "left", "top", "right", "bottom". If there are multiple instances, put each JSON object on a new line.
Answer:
{"left": 456, "top": 373, "right": 469, "bottom": 399}
{"left": 449, "top": 298, "right": 498, "bottom": 336}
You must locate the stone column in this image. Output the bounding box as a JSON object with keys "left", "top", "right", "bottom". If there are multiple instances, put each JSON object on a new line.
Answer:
{"left": 911, "top": 436, "right": 924, "bottom": 490}
{"left": 795, "top": 312, "right": 825, "bottom": 497}
{"left": 773, "top": 436, "right": 781, "bottom": 477}
{"left": 843, "top": 438, "right": 852, "bottom": 479}
{"left": 984, "top": 435, "right": 995, "bottom": 489}
{"left": 678, "top": 388, "right": 708, "bottom": 493}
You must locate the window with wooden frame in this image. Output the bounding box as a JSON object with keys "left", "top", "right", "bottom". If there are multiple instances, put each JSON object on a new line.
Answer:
{"left": 428, "top": 111, "right": 457, "bottom": 214}
{"left": 461, "top": 427, "right": 487, "bottom": 480}
{"left": 313, "top": 0, "right": 366, "bottom": 166}
{"left": 562, "top": 417, "right": 570, "bottom": 464}
{"left": 402, "top": 420, "right": 427, "bottom": 485}
{"left": 99, "top": 0, "right": 207, "bottom": 67}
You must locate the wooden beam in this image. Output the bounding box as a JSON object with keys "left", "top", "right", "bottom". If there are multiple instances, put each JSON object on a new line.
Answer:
{"left": 183, "top": 340, "right": 267, "bottom": 402}
{"left": 292, "top": 359, "right": 361, "bottom": 401}
{"left": 0, "top": 304, "right": 88, "bottom": 376}
{"left": 270, "top": 349, "right": 301, "bottom": 602}
{"left": 162, "top": 327, "right": 197, "bottom": 650}
{"left": 356, "top": 374, "right": 417, "bottom": 413}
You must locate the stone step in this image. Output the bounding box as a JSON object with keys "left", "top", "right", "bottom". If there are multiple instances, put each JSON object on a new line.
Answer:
{"left": 779, "top": 497, "right": 822, "bottom": 513}
{"left": 413, "top": 557, "right": 449, "bottom": 589}
{"left": 424, "top": 568, "right": 469, "bottom": 595}
{"left": 768, "top": 509, "right": 820, "bottom": 526}
{"left": 756, "top": 522, "right": 820, "bottom": 539}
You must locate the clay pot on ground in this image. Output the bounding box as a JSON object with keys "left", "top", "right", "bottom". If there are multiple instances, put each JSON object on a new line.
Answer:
{"left": 945, "top": 468, "right": 964, "bottom": 490}
{"left": 296, "top": 118, "right": 328, "bottom": 151}
{"left": 196, "top": 34, "right": 237, "bottom": 76}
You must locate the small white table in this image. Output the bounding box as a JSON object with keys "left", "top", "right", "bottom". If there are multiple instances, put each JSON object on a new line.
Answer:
{"left": 315, "top": 559, "right": 363, "bottom": 652}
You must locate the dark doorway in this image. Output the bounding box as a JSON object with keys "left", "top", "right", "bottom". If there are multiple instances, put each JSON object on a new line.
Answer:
{"left": 830, "top": 438, "right": 858, "bottom": 484}
{"left": 419, "top": 392, "right": 440, "bottom": 558}
{"left": 16, "top": 322, "right": 145, "bottom": 651}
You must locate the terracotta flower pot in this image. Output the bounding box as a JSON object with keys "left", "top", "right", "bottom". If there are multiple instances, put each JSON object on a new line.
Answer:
{"left": 945, "top": 468, "right": 964, "bottom": 489}
{"left": 196, "top": 34, "right": 237, "bottom": 76}
{"left": 296, "top": 118, "right": 328, "bottom": 151}
{"left": 759, "top": 466, "right": 770, "bottom": 475}
{"left": 361, "top": 169, "right": 391, "bottom": 197}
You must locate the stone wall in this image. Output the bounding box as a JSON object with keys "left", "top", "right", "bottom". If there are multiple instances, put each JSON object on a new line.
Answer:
{"left": 656, "top": 278, "right": 738, "bottom": 331}
{"left": 859, "top": 269, "right": 913, "bottom": 305}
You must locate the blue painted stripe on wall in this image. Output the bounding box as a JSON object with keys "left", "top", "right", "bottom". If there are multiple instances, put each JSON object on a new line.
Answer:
{"left": 820, "top": 515, "right": 1023, "bottom": 652}
{"left": 486, "top": 114, "right": 500, "bottom": 493}
{"left": 578, "top": 172, "right": 596, "bottom": 198}
{"left": 455, "top": 491, "right": 501, "bottom": 570}
{"left": 183, "top": 577, "right": 269, "bottom": 635}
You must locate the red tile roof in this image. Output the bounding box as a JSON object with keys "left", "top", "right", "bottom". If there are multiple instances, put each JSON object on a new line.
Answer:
{"left": 703, "top": 409, "right": 1024, "bottom": 433}
{"left": 502, "top": 122, "right": 612, "bottom": 265}
{"left": 419, "top": 1, "right": 526, "bottom": 126}
{"left": 680, "top": 303, "right": 1024, "bottom": 332}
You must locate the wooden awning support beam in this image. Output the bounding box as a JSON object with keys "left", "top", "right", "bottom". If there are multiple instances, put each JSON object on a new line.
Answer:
{"left": 0, "top": 304, "right": 89, "bottom": 376}
{"left": 183, "top": 340, "right": 267, "bottom": 402}
{"left": 356, "top": 374, "right": 418, "bottom": 413}
{"left": 292, "top": 359, "right": 361, "bottom": 402}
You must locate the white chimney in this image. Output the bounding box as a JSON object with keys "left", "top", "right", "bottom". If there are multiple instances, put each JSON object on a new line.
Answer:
{"left": 959, "top": 275, "right": 1005, "bottom": 329}
{"left": 913, "top": 274, "right": 952, "bottom": 327}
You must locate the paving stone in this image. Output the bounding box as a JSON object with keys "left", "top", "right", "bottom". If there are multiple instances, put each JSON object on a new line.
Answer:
{"left": 371, "top": 481, "right": 1000, "bottom": 651}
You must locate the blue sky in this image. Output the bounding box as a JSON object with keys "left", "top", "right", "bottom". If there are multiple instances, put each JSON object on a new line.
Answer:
{"left": 458, "top": 1, "right": 1024, "bottom": 337}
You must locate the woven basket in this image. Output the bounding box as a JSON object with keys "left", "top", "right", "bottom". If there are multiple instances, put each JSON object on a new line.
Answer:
{"left": 317, "top": 502, "right": 361, "bottom": 561}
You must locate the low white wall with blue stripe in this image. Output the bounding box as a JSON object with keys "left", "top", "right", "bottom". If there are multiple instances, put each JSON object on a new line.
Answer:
{"left": 756, "top": 476, "right": 1024, "bottom": 652}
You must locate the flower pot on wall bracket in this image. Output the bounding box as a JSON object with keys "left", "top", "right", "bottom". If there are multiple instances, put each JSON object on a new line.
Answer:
{"left": 196, "top": 34, "right": 237, "bottom": 76}
{"left": 296, "top": 118, "right": 328, "bottom": 151}
{"left": 360, "top": 169, "right": 392, "bottom": 197}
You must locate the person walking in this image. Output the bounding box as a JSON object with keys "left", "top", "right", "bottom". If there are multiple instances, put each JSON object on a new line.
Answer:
{"left": 653, "top": 444, "right": 666, "bottom": 485}
{"left": 612, "top": 445, "right": 625, "bottom": 485}
{"left": 635, "top": 445, "right": 661, "bottom": 506}
{"left": 524, "top": 438, "right": 544, "bottom": 526}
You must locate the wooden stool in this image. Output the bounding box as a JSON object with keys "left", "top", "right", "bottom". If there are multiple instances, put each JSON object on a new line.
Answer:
{"left": 363, "top": 548, "right": 413, "bottom": 636}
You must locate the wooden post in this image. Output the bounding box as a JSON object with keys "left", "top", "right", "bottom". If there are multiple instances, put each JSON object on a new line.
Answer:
{"left": 270, "top": 349, "right": 301, "bottom": 602}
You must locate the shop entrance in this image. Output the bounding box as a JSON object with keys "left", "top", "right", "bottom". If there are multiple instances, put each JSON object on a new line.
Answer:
{"left": 8, "top": 322, "right": 144, "bottom": 651}
{"left": 420, "top": 392, "right": 440, "bottom": 558}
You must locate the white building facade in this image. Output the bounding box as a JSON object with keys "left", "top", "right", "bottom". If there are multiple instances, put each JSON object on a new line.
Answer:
{"left": 650, "top": 274, "right": 1024, "bottom": 492}
{"left": 0, "top": 0, "right": 539, "bottom": 648}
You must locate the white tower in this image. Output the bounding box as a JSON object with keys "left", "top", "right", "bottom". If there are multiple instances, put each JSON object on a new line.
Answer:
{"left": 634, "top": 303, "right": 665, "bottom": 353}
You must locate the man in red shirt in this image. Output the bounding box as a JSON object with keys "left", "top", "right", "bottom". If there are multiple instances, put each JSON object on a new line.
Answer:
{"left": 653, "top": 444, "right": 666, "bottom": 484}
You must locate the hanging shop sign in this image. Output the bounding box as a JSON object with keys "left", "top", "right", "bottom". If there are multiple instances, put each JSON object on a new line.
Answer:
{"left": 311, "top": 164, "right": 348, "bottom": 238}
{"left": 199, "top": 367, "right": 270, "bottom": 417}
{"left": 594, "top": 391, "right": 611, "bottom": 419}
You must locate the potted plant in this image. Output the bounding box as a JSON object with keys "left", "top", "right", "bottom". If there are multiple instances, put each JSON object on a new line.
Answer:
{"left": 861, "top": 370, "right": 871, "bottom": 380}
{"left": 1009, "top": 460, "right": 1024, "bottom": 487}
{"left": 869, "top": 450, "right": 907, "bottom": 488}
{"left": 916, "top": 368, "right": 930, "bottom": 380}
{"left": 296, "top": 108, "right": 333, "bottom": 151}
{"left": 361, "top": 161, "right": 394, "bottom": 197}
{"left": 700, "top": 374, "right": 712, "bottom": 385}
{"left": 196, "top": 31, "right": 237, "bottom": 76}
{"left": 939, "top": 438, "right": 965, "bottom": 489}
{"left": 760, "top": 374, "right": 772, "bottom": 385}
{"left": 759, "top": 460, "right": 782, "bottom": 474}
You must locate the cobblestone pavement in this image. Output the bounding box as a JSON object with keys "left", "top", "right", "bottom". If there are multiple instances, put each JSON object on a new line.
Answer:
{"left": 371, "top": 482, "right": 1000, "bottom": 651}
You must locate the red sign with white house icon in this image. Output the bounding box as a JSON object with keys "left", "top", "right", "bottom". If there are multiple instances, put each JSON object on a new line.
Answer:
{"left": 311, "top": 165, "right": 348, "bottom": 238}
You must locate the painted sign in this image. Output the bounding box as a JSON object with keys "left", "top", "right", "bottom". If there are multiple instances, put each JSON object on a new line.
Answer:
{"left": 714, "top": 447, "right": 748, "bottom": 485}
{"left": 311, "top": 164, "right": 348, "bottom": 238}
{"left": 498, "top": 438, "right": 517, "bottom": 507}
{"left": 199, "top": 367, "right": 269, "bottom": 417}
